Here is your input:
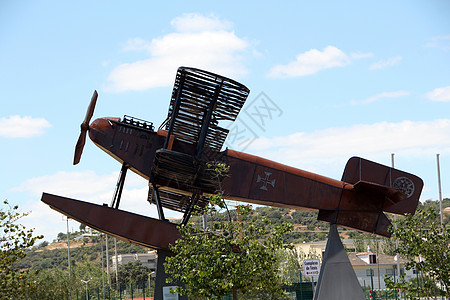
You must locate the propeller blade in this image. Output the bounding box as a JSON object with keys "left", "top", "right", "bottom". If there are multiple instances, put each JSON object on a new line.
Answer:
{"left": 73, "top": 130, "right": 86, "bottom": 165}
{"left": 73, "top": 90, "right": 98, "bottom": 165}
{"left": 84, "top": 90, "right": 98, "bottom": 124}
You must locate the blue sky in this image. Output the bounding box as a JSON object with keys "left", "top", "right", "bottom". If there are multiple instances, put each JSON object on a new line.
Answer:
{"left": 1, "top": 1, "right": 450, "bottom": 241}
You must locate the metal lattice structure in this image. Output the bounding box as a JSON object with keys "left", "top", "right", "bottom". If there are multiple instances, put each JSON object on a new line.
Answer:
{"left": 164, "top": 67, "right": 250, "bottom": 152}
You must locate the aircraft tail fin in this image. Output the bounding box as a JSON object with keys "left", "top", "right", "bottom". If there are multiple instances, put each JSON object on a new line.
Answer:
{"left": 318, "top": 157, "right": 423, "bottom": 237}
{"left": 342, "top": 157, "right": 423, "bottom": 215}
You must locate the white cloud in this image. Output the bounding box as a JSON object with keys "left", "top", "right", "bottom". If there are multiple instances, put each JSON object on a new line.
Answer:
{"left": 369, "top": 56, "right": 402, "bottom": 70}
{"left": 122, "top": 37, "right": 153, "bottom": 52}
{"left": 104, "top": 13, "right": 250, "bottom": 92}
{"left": 14, "top": 170, "right": 179, "bottom": 241}
{"left": 350, "top": 90, "right": 411, "bottom": 105}
{"left": 350, "top": 52, "right": 374, "bottom": 59}
{"left": 0, "top": 115, "right": 51, "bottom": 138}
{"left": 425, "top": 86, "right": 450, "bottom": 102}
{"left": 246, "top": 119, "right": 450, "bottom": 175}
{"left": 14, "top": 170, "right": 118, "bottom": 200}
{"left": 170, "top": 13, "right": 233, "bottom": 33}
{"left": 424, "top": 34, "right": 450, "bottom": 49}
{"left": 267, "top": 46, "right": 351, "bottom": 78}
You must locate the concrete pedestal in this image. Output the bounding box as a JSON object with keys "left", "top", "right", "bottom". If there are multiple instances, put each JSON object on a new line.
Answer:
{"left": 313, "top": 225, "right": 366, "bottom": 300}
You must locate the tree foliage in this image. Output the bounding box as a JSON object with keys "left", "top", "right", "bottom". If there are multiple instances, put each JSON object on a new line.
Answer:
{"left": 385, "top": 207, "right": 450, "bottom": 298}
{"left": 0, "top": 200, "right": 43, "bottom": 298}
{"left": 16, "top": 259, "right": 106, "bottom": 299}
{"left": 114, "top": 260, "right": 150, "bottom": 285}
{"left": 164, "top": 162, "right": 294, "bottom": 299}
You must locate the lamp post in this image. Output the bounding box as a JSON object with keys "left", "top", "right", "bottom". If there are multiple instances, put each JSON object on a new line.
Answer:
{"left": 437, "top": 154, "right": 444, "bottom": 231}
{"left": 81, "top": 279, "right": 92, "bottom": 300}
{"left": 101, "top": 234, "right": 105, "bottom": 300}
{"left": 391, "top": 153, "right": 402, "bottom": 300}
{"left": 148, "top": 271, "right": 155, "bottom": 297}
{"left": 63, "top": 216, "right": 71, "bottom": 299}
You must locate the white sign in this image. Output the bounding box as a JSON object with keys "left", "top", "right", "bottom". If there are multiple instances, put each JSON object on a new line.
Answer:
{"left": 303, "top": 259, "right": 321, "bottom": 277}
{"left": 163, "top": 286, "right": 179, "bottom": 300}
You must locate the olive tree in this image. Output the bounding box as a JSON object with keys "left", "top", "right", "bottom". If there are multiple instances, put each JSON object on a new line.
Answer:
{"left": 164, "top": 163, "right": 294, "bottom": 299}
{"left": 385, "top": 208, "right": 449, "bottom": 298}
{"left": 0, "top": 200, "right": 43, "bottom": 298}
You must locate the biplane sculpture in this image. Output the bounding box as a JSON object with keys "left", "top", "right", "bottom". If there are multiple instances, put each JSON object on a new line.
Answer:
{"left": 42, "top": 67, "right": 423, "bottom": 252}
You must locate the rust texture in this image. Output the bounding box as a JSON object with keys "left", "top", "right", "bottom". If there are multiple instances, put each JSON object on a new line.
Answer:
{"left": 42, "top": 66, "right": 424, "bottom": 249}
{"left": 41, "top": 193, "right": 180, "bottom": 250}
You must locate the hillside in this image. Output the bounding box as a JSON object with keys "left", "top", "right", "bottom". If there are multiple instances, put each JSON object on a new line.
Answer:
{"left": 16, "top": 199, "right": 449, "bottom": 272}
{"left": 15, "top": 231, "right": 150, "bottom": 271}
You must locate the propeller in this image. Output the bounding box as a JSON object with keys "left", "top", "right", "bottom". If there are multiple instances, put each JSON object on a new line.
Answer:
{"left": 73, "top": 90, "right": 98, "bottom": 165}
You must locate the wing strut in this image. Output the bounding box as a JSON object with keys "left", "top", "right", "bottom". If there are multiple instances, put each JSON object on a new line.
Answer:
{"left": 162, "top": 73, "right": 186, "bottom": 150}
{"left": 194, "top": 79, "right": 223, "bottom": 158}
{"left": 180, "top": 193, "right": 201, "bottom": 225}
{"left": 150, "top": 184, "right": 166, "bottom": 221}
{"left": 111, "top": 162, "right": 128, "bottom": 209}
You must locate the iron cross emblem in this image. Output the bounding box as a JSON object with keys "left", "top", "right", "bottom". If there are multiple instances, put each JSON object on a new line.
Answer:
{"left": 257, "top": 171, "right": 276, "bottom": 191}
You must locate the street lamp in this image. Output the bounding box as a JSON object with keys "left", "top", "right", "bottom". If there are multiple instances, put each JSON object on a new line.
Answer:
{"left": 81, "top": 278, "right": 92, "bottom": 300}
{"left": 148, "top": 271, "right": 155, "bottom": 297}
{"left": 62, "top": 216, "right": 71, "bottom": 299}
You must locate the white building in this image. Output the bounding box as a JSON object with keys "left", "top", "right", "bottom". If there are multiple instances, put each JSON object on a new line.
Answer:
{"left": 110, "top": 251, "right": 157, "bottom": 272}
{"left": 349, "top": 251, "right": 414, "bottom": 290}
{"left": 295, "top": 241, "right": 414, "bottom": 290}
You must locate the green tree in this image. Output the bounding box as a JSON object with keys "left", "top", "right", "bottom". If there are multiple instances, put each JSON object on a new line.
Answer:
{"left": 165, "top": 162, "right": 294, "bottom": 300}
{"left": 38, "top": 240, "right": 49, "bottom": 248}
{"left": 385, "top": 208, "right": 450, "bottom": 298}
{"left": 17, "top": 259, "right": 106, "bottom": 300}
{"left": 115, "top": 260, "right": 150, "bottom": 285}
{"left": 0, "top": 200, "right": 43, "bottom": 298}
{"left": 57, "top": 232, "right": 66, "bottom": 241}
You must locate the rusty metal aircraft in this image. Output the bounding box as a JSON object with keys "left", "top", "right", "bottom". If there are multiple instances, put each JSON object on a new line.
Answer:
{"left": 42, "top": 67, "right": 423, "bottom": 251}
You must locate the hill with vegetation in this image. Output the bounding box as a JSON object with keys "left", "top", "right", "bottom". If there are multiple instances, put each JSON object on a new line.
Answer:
{"left": 15, "top": 198, "right": 450, "bottom": 272}
{"left": 4, "top": 198, "right": 448, "bottom": 299}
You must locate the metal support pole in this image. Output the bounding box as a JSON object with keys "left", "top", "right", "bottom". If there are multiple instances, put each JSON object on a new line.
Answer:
{"left": 181, "top": 193, "right": 200, "bottom": 225}
{"left": 101, "top": 234, "right": 105, "bottom": 300}
{"left": 370, "top": 269, "right": 374, "bottom": 291}
{"left": 392, "top": 153, "right": 402, "bottom": 300}
{"left": 152, "top": 184, "right": 165, "bottom": 221}
{"left": 163, "top": 72, "right": 186, "bottom": 149}
{"left": 194, "top": 79, "right": 223, "bottom": 159}
{"left": 106, "top": 235, "right": 110, "bottom": 285}
{"left": 114, "top": 238, "right": 119, "bottom": 285}
{"left": 111, "top": 163, "right": 128, "bottom": 209}
{"left": 81, "top": 279, "right": 91, "bottom": 300}
{"left": 437, "top": 154, "right": 444, "bottom": 230}
{"left": 66, "top": 217, "right": 71, "bottom": 299}
{"left": 299, "top": 271, "right": 304, "bottom": 300}
{"left": 377, "top": 240, "right": 381, "bottom": 289}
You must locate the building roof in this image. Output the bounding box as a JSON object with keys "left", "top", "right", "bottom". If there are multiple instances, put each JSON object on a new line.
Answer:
{"left": 348, "top": 252, "right": 409, "bottom": 267}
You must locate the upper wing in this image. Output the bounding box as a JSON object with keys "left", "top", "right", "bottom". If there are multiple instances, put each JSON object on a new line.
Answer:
{"left": 162, "top": 67, "right": 250, "bottom": 154}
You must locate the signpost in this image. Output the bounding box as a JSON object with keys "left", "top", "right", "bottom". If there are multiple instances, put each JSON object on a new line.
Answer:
{"left": 304, "top": 258, "right": 321, "bottom": 297}
{"left": 303, "top": 259, "right": 321, "bottom": 277}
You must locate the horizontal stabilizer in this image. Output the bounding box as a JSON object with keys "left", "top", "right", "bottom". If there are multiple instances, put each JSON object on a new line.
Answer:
{"left": 353, "top": 180, "right": 406, "bottom": 208}
{"left": 318, "top": 209, "right": 391, "bottom": 237}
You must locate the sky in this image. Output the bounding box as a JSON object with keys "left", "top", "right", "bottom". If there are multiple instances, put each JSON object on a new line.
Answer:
{"left": 1, "top": 1, "right": 450, "bottom": 242}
